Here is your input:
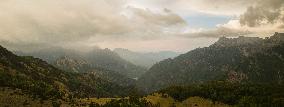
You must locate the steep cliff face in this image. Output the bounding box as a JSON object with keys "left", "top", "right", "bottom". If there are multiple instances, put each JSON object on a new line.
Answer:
{"left": 138, "top": 33, "right": 284, "bottom": 92}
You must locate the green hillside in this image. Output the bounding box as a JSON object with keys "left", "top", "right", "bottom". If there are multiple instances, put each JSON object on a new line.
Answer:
{"left": 0, "top": 45, "right": 138, "bottom": 101}
{"left": 157, "top": 81, "right": 284, "bottom": 106}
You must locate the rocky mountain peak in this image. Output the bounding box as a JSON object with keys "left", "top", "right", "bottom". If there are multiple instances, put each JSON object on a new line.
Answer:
{"left": 213, "top": 36, "right": 262, "bottom": 47}
{"left": 268, "top": 32, "right": 284, "bottom": 42}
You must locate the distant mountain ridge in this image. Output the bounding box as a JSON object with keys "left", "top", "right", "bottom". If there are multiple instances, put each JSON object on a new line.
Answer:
{"left": 138, "top": 32, "right": 284, "bottom": 92}
{"left": 14, "top": 47, "right": 146, "bottom": 79}
{"left": 114, "top": 48, "right": 180, "bottom": 68}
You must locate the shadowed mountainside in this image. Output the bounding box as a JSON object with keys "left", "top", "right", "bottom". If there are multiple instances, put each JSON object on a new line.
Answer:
{"left": 138, "top": 33, "right": 284, "bottom": 92}
{"left": 13, "top": 47, "right": 147, "bottom": 79}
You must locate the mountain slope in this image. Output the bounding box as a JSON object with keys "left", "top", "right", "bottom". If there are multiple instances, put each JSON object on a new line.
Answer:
{"left": 54, "top": 56, "right": 136, "bottom": 86}
{"left": 84, "top": 48, "right": 146, "bottom": 78}
{"left": 0, "top": 45, "right": 138, "bottom": 100}
{"left": 114, "top": 48, "right": 179, "bottom": 68}
{"left": 137, "top": 33, "right": 284, "bottom": 92}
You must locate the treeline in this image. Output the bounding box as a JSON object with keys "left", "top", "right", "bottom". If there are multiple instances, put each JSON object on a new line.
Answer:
{"left": 158, "top": 81, "right": 284, "bottom": 107}
{"left": 0, "top": 70, "right": 63, "bottom": 100}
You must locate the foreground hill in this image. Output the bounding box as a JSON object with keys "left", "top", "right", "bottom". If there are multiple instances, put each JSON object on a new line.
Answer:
{"left": 0, "top": 45, "right": 138, "bottom": 101}
{"left": 138, "top": 33, "right": 284, "bottom": 92}
{"left": 157, "top": 81, "right": 284, "bottom": 106}
{"left": 114, "top": 48, "right": 179, "bottom": 68}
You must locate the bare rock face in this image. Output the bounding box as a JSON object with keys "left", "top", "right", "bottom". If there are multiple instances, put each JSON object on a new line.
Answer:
{"left": 54, "top": 56, "right": 91, "bottom": 73}
{"left": 227, "top": 71, "right": 248, "bottom": 83}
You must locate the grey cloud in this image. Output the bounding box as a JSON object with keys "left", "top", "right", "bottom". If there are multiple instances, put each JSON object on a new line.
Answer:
{"left": 240, "top": 0, "right": 284, "bottom": 27}
{"left": 0, "top": 0, "right": 187, "bottom": 46}
{"left": 0, "top": 0, "right": 188, "bottom": 52}
{"left": 130, "top": 7, "right": 187, "bottom": 26}
{"left": 0, "top": 0, "right": 131, "bottom": 43}
{"left": 0, "top": 40, "right": 53, "bottom": 52}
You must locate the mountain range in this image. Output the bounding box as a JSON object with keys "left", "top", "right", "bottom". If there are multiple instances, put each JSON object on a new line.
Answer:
{"left": 14, "top": 47, "right": 147, "bottom": 79}
{"left": 114, "top": 48, "right": 180, "bottom": 68}
{"left": 137, "top": 32, "right": 284, "bottom": 92}
{"left": 0, "top": 33, "right": 284, "bottom": 106}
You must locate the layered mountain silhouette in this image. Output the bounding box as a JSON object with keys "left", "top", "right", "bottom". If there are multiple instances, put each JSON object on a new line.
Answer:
{"left": 137, "top": 32, "right": 284, "bottom": 92}
{"left": 114, "top": 48, "right": 179, "bottom": 68}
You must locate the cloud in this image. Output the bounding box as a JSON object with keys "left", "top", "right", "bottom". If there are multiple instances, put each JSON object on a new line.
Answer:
{"left": 240, "top": 0, "right": 284, "bottom": 27}
{"left": 130, "top": 7, "right": 186, "bottom": 26}
{"left": 129, "top": 0, "right": 256, "bottom": 16}
{"left": 0, "top": 0, "right": 187, "bottom": 46}
{"left": 0, "top": 0, "right": 130, "bottom": 43}
{"left": 0, "top": 0, "right": 281, "bottom": 52}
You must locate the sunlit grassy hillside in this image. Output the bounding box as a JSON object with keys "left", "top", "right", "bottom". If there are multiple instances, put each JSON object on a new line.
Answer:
{"left": 78, "top": 93, "right": 229, "bottom": 107}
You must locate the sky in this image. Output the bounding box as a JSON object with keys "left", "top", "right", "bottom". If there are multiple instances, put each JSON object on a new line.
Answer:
{"left": 0, "top": 0, "right": 283, "bottom": 52}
